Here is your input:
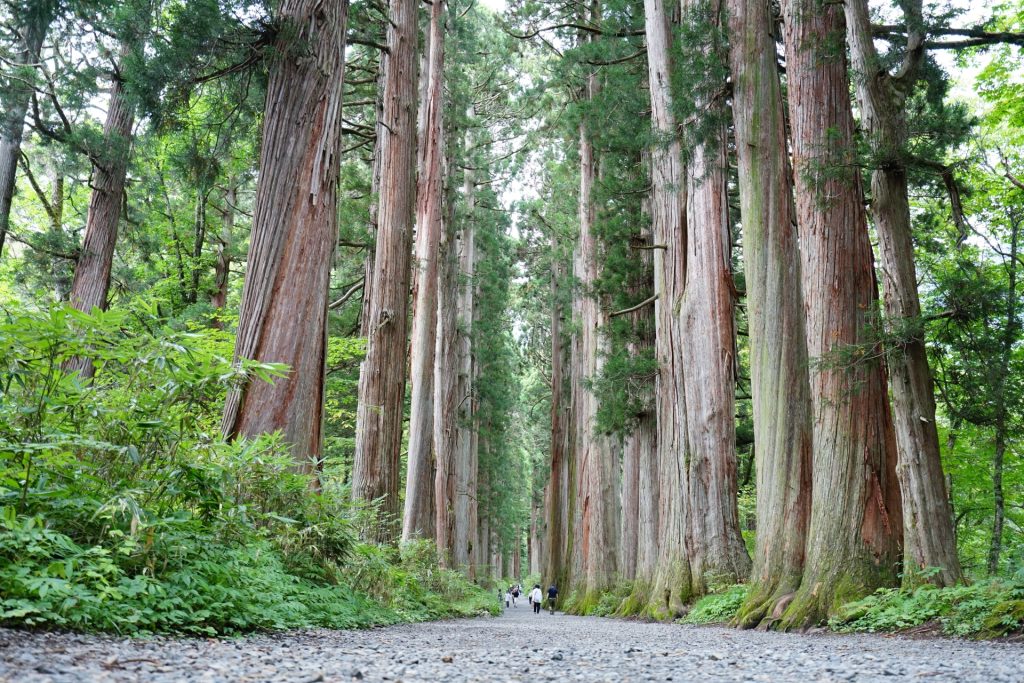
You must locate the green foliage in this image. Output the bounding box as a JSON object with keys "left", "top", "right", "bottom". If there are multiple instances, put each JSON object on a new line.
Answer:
{"left": 0, "top": 304, "right": 494, "bottom": 634}
{"left": 680, "top": 585, "right": 750, "bottom": 625}
{"left": 830, "top": 580, "right": 1024, "bottom": 638}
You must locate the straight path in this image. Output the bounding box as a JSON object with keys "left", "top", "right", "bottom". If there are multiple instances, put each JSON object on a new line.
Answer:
{"left": 2, "top": 603, "right": 1022, "bottom": 682}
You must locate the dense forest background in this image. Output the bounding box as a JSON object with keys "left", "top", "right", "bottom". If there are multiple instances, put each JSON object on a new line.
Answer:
{"left": 1, "top": 0, "right": 1024, "bottom": 636}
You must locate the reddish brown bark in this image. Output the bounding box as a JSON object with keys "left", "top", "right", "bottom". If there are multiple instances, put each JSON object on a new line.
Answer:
{"left": 64, "top": 61, "right": 135, "bottom": 378}
{"left": 727, "top": 0, "right": 813, "bottom": 627}
{"left": 545, "top": 231, "right": 571, "bottom": 593}
{"left": 453, "top": 127, "right": 477, "bottom": 572}
{"left": 568, "top": 62, "right": 620, "bottom": 606}
{"left": 678, "top": 0, "right": 752, "bottom": 594}
{"left": 352, "top": 0, "right": 419, "bottom": 543}
{"left": 0, "top": 0, "right": 57, "bottom": 256}
{"left": 845, "top": 0, "right": 961, "bottom": 587}
{"left": 779, "top": 0, "right": 902, "bottom": 628}
{"left": 404, "top": 0, "right": 447, "bottom": 542}
{"left": 640, "top": 0, "right": 692, "bottom": 618}
{"left": 222, "top": 0, "right": 349, "bottom": 479}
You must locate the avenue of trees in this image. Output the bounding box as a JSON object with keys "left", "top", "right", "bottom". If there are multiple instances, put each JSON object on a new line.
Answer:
{"left": 1, "top": 0, "right": 1023, "bottom": 633}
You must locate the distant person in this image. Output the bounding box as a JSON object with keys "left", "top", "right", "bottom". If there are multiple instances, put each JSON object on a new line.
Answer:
{"left": 530, "top": 584, "right": 543, "bottom": 614}
{"left": 504, "top": 589, "right": 511, "bottom": 608}
{"left": 547, "top": 584, "right": 558, "bottom": 614}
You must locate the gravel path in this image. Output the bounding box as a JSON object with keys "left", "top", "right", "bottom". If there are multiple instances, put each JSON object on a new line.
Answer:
{"left": 2, "top": 604, "right": 1022, "bottom": 682}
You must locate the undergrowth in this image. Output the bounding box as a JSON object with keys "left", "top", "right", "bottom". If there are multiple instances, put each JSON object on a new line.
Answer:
{"left": 680, "top": 584, "right": 749, "bottom": 624}
{"left": 582, "top": 578, "right": 1024, "bottom": 639}
{"left": 0, "top": 304, "right": 496, "bottom": 635}
{"left": 830, "top": 580, "right": 1024, "bottom": 638}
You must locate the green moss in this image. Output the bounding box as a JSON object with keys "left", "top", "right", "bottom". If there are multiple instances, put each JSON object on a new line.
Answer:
{"left": 615, "top": 580, "right": 653, "bottom": 617}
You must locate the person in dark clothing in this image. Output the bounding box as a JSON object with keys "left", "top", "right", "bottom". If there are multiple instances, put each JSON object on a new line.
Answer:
{"left": 547, "top": 584, "right": 558, "bottom": 614}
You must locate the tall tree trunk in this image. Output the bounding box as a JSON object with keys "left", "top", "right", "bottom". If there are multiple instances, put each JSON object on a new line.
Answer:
{"left": 530, "top": 496, "right": 544, "bottom": 575}
{"left": 405, "top": 0, "right": 446, "bottom": 542}
{"left": 513, "top": 529, "right": 522, "bottom": 578}
{"left": 360, "top": 134, "right": 383, "bottom": 336}
{"left": 211, "top": 182, "right": 237, "bottom": 327}
{"left": 0, "top": 0, "right": 58, "bottom": 256}
{"left": 352, "top": 0, "right": 419, "bottom": 542}
{"left": 48, "top": 162, "right": 70, "bottom": 300}
{"left": 988, "top": 217, "right": 1019, "bottom": 575}
{"left": 478, "top": 467, "right": 490, "bottom": 577}
{"left": 641, "top": 0, "right": 693, "bottom": 618}
{"left": 727, "top": 0, "right": 813, "bottom": 627}
{"left": 779, "top": 0, "right": 902, "bottom": 628}
{"left": 222, "top": 0, "right": 349, "bottom": 479}
{"left": 434, "top": 208, "right": 459, "bottom": 560}
{"left": 65, "top": 59, "right": 136, "bottom": 378}
{"left": 569, "top": 49, "right": 619, "bottom": 607}
{"left": 454, "top": 126, "right": 477, "bottom": 571}
{"left": 186, "top": 187, "right": 209, "bottom": 305}
{"left": 620, "top": 428, "right": 639, "bottom": 582}
{"left": 545, "top": 233, "right": 571, "bottom": 593}
{"left": 679, "top": 0, "right": 752, "bottom": 589}
{"left": 619, "top": 232, "right": 656, "bottom": 587}
{"left": 627, "top": 183, "right": 660, "bottom": 606}
{"left": 845, "top": 0, "right": 961, "bottom": 587}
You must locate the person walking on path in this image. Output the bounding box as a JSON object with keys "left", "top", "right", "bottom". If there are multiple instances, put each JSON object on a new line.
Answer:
{"left": 504, "top": 589, "right": 511, "bottom": 608}
{"left": 547, "top": 584, "right": 558, "bottom": 615}
{"left": 530, "top": 584, "right": 543, "bottom": 614}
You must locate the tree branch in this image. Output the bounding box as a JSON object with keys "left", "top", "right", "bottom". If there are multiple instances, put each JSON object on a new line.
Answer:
{"left": 873, "top": 23, "right": 1024, "bottom": 49}
{"left": 329, "top": 277, "right": 365, "bottom": 310}
{"left": 609, "top": 294, "right": 657, "bottom": 318}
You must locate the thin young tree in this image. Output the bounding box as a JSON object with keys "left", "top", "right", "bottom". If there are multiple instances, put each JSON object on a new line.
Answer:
{"left": 221, "top": 0, "right": 349, "bottom": 475}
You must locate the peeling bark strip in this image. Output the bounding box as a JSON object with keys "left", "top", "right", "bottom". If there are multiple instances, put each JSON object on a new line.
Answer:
{"left": 222, "top": 0, "right": 349, "bottom": 477}
{"left": 353, "top": 0, "right": 419, "bottom": 543}
{"left": 779, "top": 0, "right": 902, "bottom": 628}
{"left": 727, "top": 0, "right": 813, "bottom": 627}
{"left": 845, "top": 0, "right": 962, "bottom": 587}
{"left": 405, "top": 0, "right": 447, "bottom": 543}
{"left": 679, "top": 0, "right": 752, "bottom": 592}
{"left": 641, "top": 0, "right": 692, "bottom": 617}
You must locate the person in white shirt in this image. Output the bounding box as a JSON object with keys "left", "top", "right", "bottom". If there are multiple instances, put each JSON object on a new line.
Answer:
{"left": 529, "top": 584, "right": 543, "bottom": 614}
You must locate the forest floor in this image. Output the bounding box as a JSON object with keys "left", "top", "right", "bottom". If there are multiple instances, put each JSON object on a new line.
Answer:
{"left": 2, "top": 604, "right": 1023, "bottom": 682}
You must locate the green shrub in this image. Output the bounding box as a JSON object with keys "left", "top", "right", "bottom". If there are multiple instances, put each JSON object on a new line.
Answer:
{"left": 0, "top": 304, "right": 494, "bottom": 634}
{"left": 830, "top": 580, "right": 1024, "bottom": 638}
{"left": 681, "top": 584, "right": 749, "bottom": 624}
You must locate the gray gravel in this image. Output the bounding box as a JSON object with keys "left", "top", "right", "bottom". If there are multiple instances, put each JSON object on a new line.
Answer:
{"left": 2, "top": 605, "right": 1022, "bottom": 682}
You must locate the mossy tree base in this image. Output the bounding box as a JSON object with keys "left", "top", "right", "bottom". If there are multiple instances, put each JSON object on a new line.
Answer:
{"left": 734, "top": 574, "right": 803, "bottom": 629}
{"left": 777, "top": 572, "right": 883, "bottom": 631}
